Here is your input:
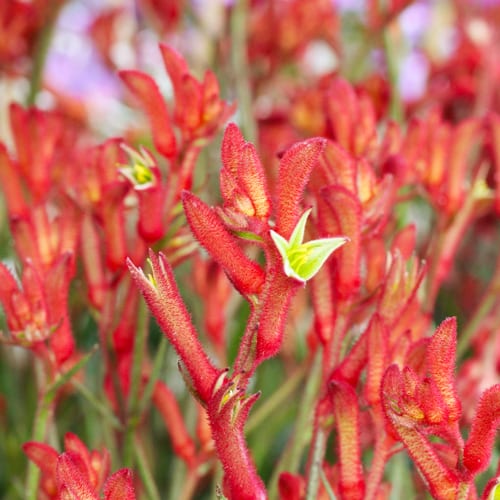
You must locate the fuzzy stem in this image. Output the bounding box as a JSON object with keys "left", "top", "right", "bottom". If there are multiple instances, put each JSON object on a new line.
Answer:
{"left": 233, "top": 301, "right": 260, "bottom": 375}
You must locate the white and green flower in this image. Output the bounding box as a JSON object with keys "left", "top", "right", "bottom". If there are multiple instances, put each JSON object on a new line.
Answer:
{"left": 119, "top": 144, "right": 157, "bottom": 190}
{"left": 270, "top": 208, "right": 348, "bottom": 283}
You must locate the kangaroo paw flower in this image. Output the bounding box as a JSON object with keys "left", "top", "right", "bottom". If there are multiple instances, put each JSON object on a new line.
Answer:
{"left": 270, "top": 207, "right": 348, "bottom": 283}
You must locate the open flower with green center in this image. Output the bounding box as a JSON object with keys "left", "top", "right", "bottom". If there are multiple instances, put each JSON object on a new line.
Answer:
{"left": 270, "top": 208, "right": 349, "bottom": 283}
{"left": 119, "top": 144, "right": 158, "bottom": 190}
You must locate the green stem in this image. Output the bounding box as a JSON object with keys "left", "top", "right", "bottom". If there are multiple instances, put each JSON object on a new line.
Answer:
{"left": 320, "top": 467, "right": 337, "bottom": 500}
{"left": 389, "top": 452, "right": 413, "bottom": 500}
{"left": 268, "top": 353, "right": 322, "bottom": 500}
{"left": 134, "top": 436, "right": 161, "bottom": 500}
{"left": 26, "top": 2, "right": 66, "bottom": 106}
{"left": 246, "top": 363, "right": 308, "bottom": 434}
{"left": 25, "top": 391, "right": 53, "bottom": 500}
{"left": 72, "top": 379, "right": 122, "bottom": 430}
{"left": 167, "top": 397, "right": 197, "bottom": 499}
{"left": 325, "top": 299, "right": 351, "bottom": 377}
{"left": 230, "top": 0, "right": 257, "bottom": 144}
{"left": 138, "top": 336, "right": 169, "bottom": 416}
{"left": 26, "top": 349, "right": 96, "bottom": 499}
{"left": 365, "top": 431, "right": 391, "bottom": 500}
{"left": 425, "top": 188, "right": 478, "bottom": 312}
{"left": 457, "top": 250, "right": 500, "bottom": 359}
{"left": 211, "top": 462, "right": 224, "bottom": 500}
{"left": 305, "top": 422, "right": 328, "bottom": 500}
{"left": 123, "top": 299, "right": 149, "bottom": 468}
{"left": 382, "top": 26, "right": 402, "bottom": 123}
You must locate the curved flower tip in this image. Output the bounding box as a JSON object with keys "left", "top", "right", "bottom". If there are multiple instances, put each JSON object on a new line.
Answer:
{"left": 103, "top": 469, "right": 136, "bottom": 500}
{"left": 270, "top": 208, "right": 349, "bottom": 282}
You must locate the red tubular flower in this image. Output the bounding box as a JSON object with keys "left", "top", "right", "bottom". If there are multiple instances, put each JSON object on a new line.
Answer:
{"left": 329, "top": 380, "right": 365, "bottom": 500}
{"left": 463, "top": 384, "right": 500, "bottom": 475}
{"left": 220, "top": 123, "right": 271, "bottom": 222}
{"left": 381, "top": 365, "right": 460, "bottom": 500}
{"left": 56, "top": 452, "right": 101, "bottom": 499}
{"left": 128, "top": 250, "right": 220, "bottom": 404}
{"left": 9, "top": 104, "right": 63, "bottom": 202}
{"left": 75, "top": 140, "right": 145, "bottom": 275}
{"left": 380, "top": 318, "right": 471, "bottom": 498}
{"left": 0, "top": 143, "right": 27, "bottom": 217}
{"left": 363, "top": 314, "right": 388, "bottom": 406}
{"left": 207, "top": 374, "right": 266, "bottom": 500}
{"left": 426, "top": 317, "right": 461, "bottom": 422}
{"left": 102, "top": 470, "right": 136, "bottom": 500}
{"left": 119, "top": 69, "right": 177, "bottom": 159}
{"left": 119, "top": 145, "right": 167, "bottom": 242}
{"left": 315, "top": 140, "right": 357, "bottom": 194}
{"left": 377, "top": 251, "right": 426, "bottom": 344}
{"left": 391, "top": 224, "right": 416, "bottom": 260}
{"left": 80, "top": 212, "right": 106, "bottom": 310}
{"left": 317, "top": 185, "right": 362, "bottom": 299}
{"left": 23, "top": 433, "right": 135, "bottom": 500}
{"left": 489, "top": 113, "right": 500, "bottom": 214}
{"left": 275, "top": 138, "right": 326, "bottom": 238}
{"left": 363, "top": 236, "right": 387, "bottom": 294}
{"left": 192, "top": 255, "right": 232, "bottom": 361}
{"left": 278, "top": 472, "right": 305, "bottom": 500}
{"left": 445, "top": 118, "right": 480, "bottom": 214}
{"left": 137, "top": 0, "right": 185, "bottom": 34}
{"left": 0, "top": 1, "right": 38, "bottom": 64}
{"left": 159, "top": 44, "right": 234, "bottom": 142}
{"left": 248, "top": 0, "right": 338, "bottom": 70}
{"left": 99, "top": 183, "right": 129, "bottom": 272}
{"left": 88, "top": 7, "right": 124, "bottom": 70}
{"left": 325, "top": 78, "right": 377, "bottom": 157}
{"left": 10, "top": 202, "right": 79, "bottom": 274}
{"left": 0, "top": 256, "right": 75, "bottom": 365}
{"left": 43, "top": 253, "right": 76, "bottom": 365}
{"left": 310, "top": 264, "right": 335, "bottom": 344}
{"left": 182, "top": 191, "right": 265, "bottom": 297}
{"left": 331, "top": 331, "right": 368, "bottom": 387}
{"left": 153, "top": 381, "right": 197, "bottom": 466}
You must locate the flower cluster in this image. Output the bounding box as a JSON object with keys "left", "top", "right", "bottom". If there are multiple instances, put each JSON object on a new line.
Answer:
{"left": 1, "top": 1, "right": 500, "bottom": 499}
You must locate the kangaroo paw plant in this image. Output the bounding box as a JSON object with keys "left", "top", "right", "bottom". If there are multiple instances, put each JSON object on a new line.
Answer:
{"left": 2, "top": 1, "right": 500, "bottom": 499}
